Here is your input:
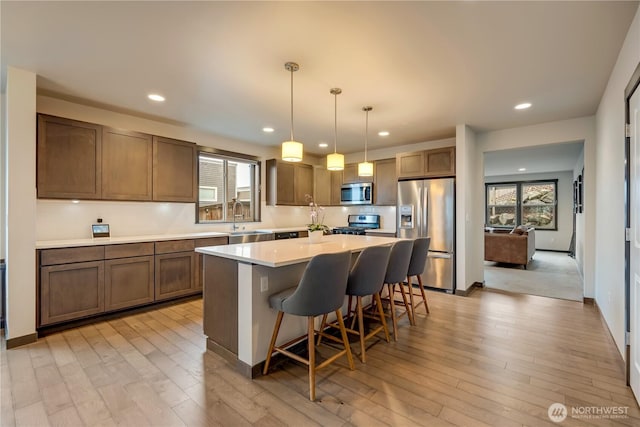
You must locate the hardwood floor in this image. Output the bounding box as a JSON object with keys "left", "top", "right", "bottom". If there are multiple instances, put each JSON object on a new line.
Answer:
{"left": 2, "top": 289, "right": 639, "bottom": 426}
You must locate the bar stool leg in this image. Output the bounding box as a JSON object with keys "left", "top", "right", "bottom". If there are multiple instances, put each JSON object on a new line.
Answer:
{"left": 398, "top": 281, "right": 416, "bottom": 326}
{"left": 407, "top": 276, "right": 416, "bottom": 320}
{"left": 335, "top": 309, "right": 355, "bottom": 370}
{"left": 388, "top": 283, "right": 399, "bottom": 341}
{"left": 263, "top": 311, "right": 284, "bottom": 375}
{"left": 417, "top": 275, "right": 430, "bottom": 314}
{"left": 316, "top": 314, "right": 329, "bottom": 346}
{"left": 308, "top": 316, "right": 316, "bottom": 401}
{"left": 356, "top": 296, "right": 366, "bottom": 363}
{"left": 374, "top": 293, "right": 391, "bottom": 343}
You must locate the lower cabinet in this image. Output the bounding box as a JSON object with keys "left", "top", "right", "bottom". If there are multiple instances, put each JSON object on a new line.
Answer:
{"left": 40, "top": 261, "right": 105, "bottom": 326}
{"left": 154, "top": 251, "right": 196, "bottom": 301}
{"left": 38, "top": 237, "right": 226, "bottom": 328}
{"left": 105, "top": 256, "right": 154, "bottom": 311}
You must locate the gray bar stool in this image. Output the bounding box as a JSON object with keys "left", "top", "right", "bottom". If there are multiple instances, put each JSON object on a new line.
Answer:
{"left": 405, "top": 237, "right": 432, "bottom": 318}
{"left": 381, "top": 239, "right": 415, "bottom": 340}
{"left": 317, "top": 245, "right": 392, "bottom": 363}
{"left": 262, "top": 251, "right": 355, "bottom": 401}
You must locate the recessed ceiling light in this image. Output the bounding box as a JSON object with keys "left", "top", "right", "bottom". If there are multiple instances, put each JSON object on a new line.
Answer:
{"left": 514, "top": 102, "right": 531, "bottom": 110}
{"left": 378, "top": 131, "right": 390, "bottom": 137}
{"left": 71, "top": 200, "right": 80, "bottom": 204}
{"left": 318, "top": 143, "right": 329, "bottom": 148}
{"left": 262, "top": 127, "right": 274, "bottom": 133}
{"left": 518, "top": 168, "right": 527, "bottom": 172}
{"left": 148, "top": 93, "right": 165, "bottom": 102}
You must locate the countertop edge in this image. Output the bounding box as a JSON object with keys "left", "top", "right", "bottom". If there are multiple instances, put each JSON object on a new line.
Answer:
{"left": 36, "top": 231, "right": 231, "bottom": 249}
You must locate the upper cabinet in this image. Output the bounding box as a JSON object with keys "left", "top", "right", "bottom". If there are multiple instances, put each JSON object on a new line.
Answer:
{"left": 266, "top": 159, "right": 314, "bottom": 206}
{"left": 152, "top": 136, "right": 197, "bottom": 202}
{"left": 396, "top": 146, "right": 455, "bottom": 179}
{"left": 37, "top": 114, "right": 197, "bottom": 203}
{"left": 37, "top": 114, "right": 103, "bottom": 199}
{"left": 342, "top": 163, "right": 373, "bottom": 184}
{"left": 374, "top": 158, "right": 397, "bottom": 206}
{"left": 102, "top": 127, "right": 153, "bottom": 201}
{"left": 313, "top": 167, "right": 343, "bottom": 206}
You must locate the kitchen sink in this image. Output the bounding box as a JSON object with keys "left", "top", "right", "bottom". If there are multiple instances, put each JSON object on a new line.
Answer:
{"left": 228, "top": 231, "right": 274, "bottom": 244}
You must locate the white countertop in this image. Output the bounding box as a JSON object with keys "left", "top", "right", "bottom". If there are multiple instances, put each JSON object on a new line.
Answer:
{"left": 196, "top": 234, "right": 400, "bottom": 268}
{"left": 254, "top": 227, "right": 309, "bottom": 233}
{"left": 36, "top": 231, "right": 230, "bottom": 249}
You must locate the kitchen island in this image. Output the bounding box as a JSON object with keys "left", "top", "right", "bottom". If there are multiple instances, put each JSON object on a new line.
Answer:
{"left": 196, "top": 234, "right": 399, "bottom": 377}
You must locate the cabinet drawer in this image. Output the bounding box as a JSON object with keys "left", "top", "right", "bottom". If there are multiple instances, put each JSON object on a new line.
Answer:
{"left": 195, "top": 237, "right": 228, "bottom": 248}
{"left": 155, "top": 240, "right": 195, "bottom": 254}
{"left": 105, "top": 242, "right": 154, "bottom": 259}
{"left": 40, "top": 246, "right": 105, "bottom": 266}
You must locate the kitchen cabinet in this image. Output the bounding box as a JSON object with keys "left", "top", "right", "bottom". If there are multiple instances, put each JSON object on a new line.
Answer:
{"left": 266, "top": 159, "right": 314, "bottom": 206}
{"left": 342, "top": 163, "right": 374, "bottom": 184}
{"left": 374, "top": 158, "right": 397, "bottom": 205}
{"left": 39, "top": 246, "right": 105, "bottom": 326}
{"left": 396, "top": 146, "right": 456, "bottom": 179}
{"left": 104, "top": 243, "right": 155, "bottom": 311}
{"left": 102, "top": 128, "right": 153, "bottom": 201}
{"left": 313, "top": 167, "right": 343, "bottom": 206}
{"left": 154, "top": 240, "right": 197, "bottom": 300}
{"left": 152, "top": 136, "right": 197, "bottom": 202}
{"left": 195, "top": 237, "right": 229, "bottom": 290}
{"left": 37, "top": 114, "right": 103, "bottom": 199}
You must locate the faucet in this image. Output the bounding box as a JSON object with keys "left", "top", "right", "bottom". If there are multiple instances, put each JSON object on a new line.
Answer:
{"left": 231, "top": 198, "right": 244, "bottom": 231}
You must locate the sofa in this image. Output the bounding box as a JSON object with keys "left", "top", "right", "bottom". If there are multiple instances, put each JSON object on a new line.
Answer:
{"left": 484, "top": 227, "right": 535, "bottom": 269}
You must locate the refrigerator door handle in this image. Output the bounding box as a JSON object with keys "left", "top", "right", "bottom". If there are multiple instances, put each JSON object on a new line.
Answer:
{"left": 423, "top": 181, "right": 429, "bottom": 238}
{"left": 428, "top": 252, "right": 452, "bottom": 259}
{"left": 417, "top": 185, "right": 423, "bottom": 236}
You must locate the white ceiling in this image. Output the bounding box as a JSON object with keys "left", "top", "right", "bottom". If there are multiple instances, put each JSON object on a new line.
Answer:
{"left": 484, "top": 141, "right": 584, "bottom": 177}
{"left": 1, "top": 1, "right": 638, "bottom": 156}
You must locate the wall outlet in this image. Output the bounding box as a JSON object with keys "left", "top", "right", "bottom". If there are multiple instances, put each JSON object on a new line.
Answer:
{"left": 260, "top": 276, "right": 268, "bottom": 292}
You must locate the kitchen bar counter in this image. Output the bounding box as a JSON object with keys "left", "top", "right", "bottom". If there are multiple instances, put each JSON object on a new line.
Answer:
{"left": 197, "top": 234, "right": 400, "bottom": 377}
{"left": 196, "top": 234, "right": 398, "bottom": 267}
{"left": 36, "top": 231, "right": 231, "bottom": 249}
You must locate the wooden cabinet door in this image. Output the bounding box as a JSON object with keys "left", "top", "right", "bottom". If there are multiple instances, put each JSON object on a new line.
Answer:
{"left": 396, "top": 151, "right": 425, "bottom": 179}
{"left": 155, "top": 252, "right": 196, "bottom": 301}
{"left": 313, "top": 167, "right": 331, "bottom": 206}
{"left": 342, "top": 163, "right": 360, "bottom": 183}
{"left": 195, "top": 237, "right": 228, "bottom": 290}
{"left": 153, "top": 136, "right": 197, "bottom": 202}
{"left": 102, "top": 128, "right": 153, "bottom": 200}
{"left": 294, "top": 163, "right": 314, "bottom": 204}
{"left": 40, "top": 261, "right": 105, "bottom": 326}
{"left": 37, "top": 114, "right": 102, "bottom": 199}
{"left": 374, "top": 158, "right": 397, "bottom": 206}
{"left": 267, "top": 160, "right": 295, "bottom": 205}
{"left": 424, "top": 147, "right": 455, "bottom": 177}
{"left": 105, "top": 256, "right": 154, "bottom": 311}
{"left": 330, "top": 170, "right": 343, "bottom": 206}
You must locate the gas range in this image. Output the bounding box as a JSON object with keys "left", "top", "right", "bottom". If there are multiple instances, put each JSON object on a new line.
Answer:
{"left": 332, "top": 214, "right": 381, "bottom": 235}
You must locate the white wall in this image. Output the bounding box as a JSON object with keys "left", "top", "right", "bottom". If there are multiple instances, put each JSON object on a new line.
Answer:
{"left": 594, "top": 6, "right": 640, "bottom": 358}
{"left": 5, "top": 67, "right": 37, "bottom": 340}
{"left": 476, "top": 116, "right": 596, "bottom": 299}
{"left": 485, "top": 171, "right": 574, "bottom": 251}
{"left": 455, "top": 125, "right": 484, "bottom": 291}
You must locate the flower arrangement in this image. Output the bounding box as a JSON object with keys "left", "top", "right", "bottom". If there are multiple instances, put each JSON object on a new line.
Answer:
{"left": 305, "top": 194, "right": 329, "bottom": 233}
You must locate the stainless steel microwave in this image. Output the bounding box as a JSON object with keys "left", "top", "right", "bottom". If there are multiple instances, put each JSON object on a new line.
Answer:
{"left": 340, "top": 182, "right": 373, "bottom": 205}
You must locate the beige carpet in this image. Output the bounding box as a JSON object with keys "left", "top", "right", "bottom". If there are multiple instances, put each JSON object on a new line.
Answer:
{"left": 484, "top": 250, "right": 583, "bottom": 302}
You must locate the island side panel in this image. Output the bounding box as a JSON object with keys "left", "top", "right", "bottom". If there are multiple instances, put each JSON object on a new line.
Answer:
{"left": 203, "top": 255, "right": 238, "bottom": 359}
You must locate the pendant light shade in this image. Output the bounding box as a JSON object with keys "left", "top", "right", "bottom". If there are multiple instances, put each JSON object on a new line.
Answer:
{"left": 358, "top": 106, "right": 374, "bottom": 177}
{"left": 326, "top": 88, "right": 344, "bottom": 171}
{"left": 281, "top": 62, "right": 303, "bottom": 162}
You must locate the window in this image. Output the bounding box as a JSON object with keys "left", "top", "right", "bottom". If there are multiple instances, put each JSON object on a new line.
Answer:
{"left": 486, "top": 180, "right": 557, "bottom": 230}
{"left": 197, "top": 150, "right": 260, "bottom": 223}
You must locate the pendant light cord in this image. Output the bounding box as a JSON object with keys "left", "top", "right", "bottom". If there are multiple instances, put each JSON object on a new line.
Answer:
{"left": 334, "top": 92, "right": 338, "bottom": 154}
{"left": 364, "top": 109, "right": 369, "bottom": 162}
{"left": 290, "top": 69, "right": 294, "bottom": 141}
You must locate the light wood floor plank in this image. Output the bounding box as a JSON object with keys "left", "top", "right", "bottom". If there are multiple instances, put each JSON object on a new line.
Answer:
{"left": 2, "top": 290, "right": 639, "bottom": 426}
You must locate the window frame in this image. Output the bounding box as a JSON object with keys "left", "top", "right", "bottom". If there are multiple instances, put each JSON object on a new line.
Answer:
{"left": 196, "top": 146, "right": 261, "bottom": 224}
{"left": 485, "top": 179, "right": 558, "bottom": 231}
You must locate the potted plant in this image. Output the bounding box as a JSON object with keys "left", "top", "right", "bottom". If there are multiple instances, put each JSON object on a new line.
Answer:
{"left": 305, "top": 194, "right": 329, "bottom": 243}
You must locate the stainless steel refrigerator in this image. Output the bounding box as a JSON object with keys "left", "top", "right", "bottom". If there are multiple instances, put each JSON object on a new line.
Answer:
{"left": 397, "top": 178, "right": 455, "bottom": 292}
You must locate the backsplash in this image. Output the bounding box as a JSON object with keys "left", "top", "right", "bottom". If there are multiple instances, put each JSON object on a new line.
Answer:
{"left": 36, "top": 200, "right": 397, "bottom": 241}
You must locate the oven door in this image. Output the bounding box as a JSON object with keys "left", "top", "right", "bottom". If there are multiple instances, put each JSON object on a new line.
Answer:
{"left": 340, "top": 183, "right": 373, "bottom": 205}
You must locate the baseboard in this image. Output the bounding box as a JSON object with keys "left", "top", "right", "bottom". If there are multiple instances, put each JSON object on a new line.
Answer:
{"left": 6, "top": 332, "right": 38, "bottom": 349}
{"left": 455, "top": 281, "right": 484, "bottom": 297}
{"left": 535, "top": 249, "right": 570, "bottom": 253}
{"left": 593, "top": 300, "right": 627, "bottom": 378}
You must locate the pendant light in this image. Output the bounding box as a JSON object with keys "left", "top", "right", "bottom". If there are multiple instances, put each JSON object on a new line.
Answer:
{"left": 358, "top": 106, "right": 374, "bottom": 177}
{"left": 326, "top": 88, "right": 345, "bottom": 171}
{"left": 281, "top": 62, "right": 303, "bottom": 162}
